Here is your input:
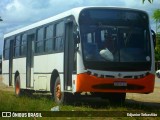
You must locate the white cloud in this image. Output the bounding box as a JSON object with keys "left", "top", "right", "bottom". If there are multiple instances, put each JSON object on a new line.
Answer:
{"left": 1, "top": 0, "right": 160, "bottom": 23}
{"left": 3, "top": 0, "right": 39, "bottom": 22}
{"left": 6, "top": 0, "right": 22, "bottom": 11}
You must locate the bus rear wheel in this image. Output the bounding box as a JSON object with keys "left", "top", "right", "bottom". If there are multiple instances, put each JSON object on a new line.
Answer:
{"left": 15, "top": 75, "right": 31, "bottom": 96}
{"left": 15, "top": 75, "right": 22, "bottom": 96}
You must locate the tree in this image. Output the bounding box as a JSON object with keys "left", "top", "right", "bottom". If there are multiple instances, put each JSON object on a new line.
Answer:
{"left": 152, "top": 9, "right": 160, "bottom": 33}
{"left": 155, "top": 32, "right": 160, "bottom": 61}
{"left": 0, "top": 55, "right": 1, "bottom": 63}
{"left": 152, "top": 9, "right": 160, "bottom": 61}
{"left": 142, "top": 0, "right": 153, "bottom": 3}
{"left": 0, "top": 17, "right": 3, "bottom": 21}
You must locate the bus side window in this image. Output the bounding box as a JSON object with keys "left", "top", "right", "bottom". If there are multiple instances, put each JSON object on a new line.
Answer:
{"left": 44, "top": 25, "right": 54, "bottom": 52}
{"left": 54, "top": 21, "right": 64, "bottom": 52}
{"left": 21, "top": 33, "right": 27, "bottom": 56}
{"left": 4, "top": 39, "right": 10, "bottom": 60}
{"left": 14, "top": 35, "right": 21, "bottom": 57}
{"left": 35, "top": 28, "right": 44, "bottom": 53}
{"left": 36, "top": 28, "right": 44, "bottom": 53}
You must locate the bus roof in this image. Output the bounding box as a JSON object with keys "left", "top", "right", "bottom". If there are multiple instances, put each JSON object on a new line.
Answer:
{"left": 4, "top": 7, "right": 84, "bottom": 38}
{"left": 4, "top": 6, "right": 146, "bottom": 38}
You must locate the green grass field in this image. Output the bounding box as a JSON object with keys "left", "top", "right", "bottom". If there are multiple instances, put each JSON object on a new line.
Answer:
{"left": 0, "top": 90, "right": 159, "bottom": 120}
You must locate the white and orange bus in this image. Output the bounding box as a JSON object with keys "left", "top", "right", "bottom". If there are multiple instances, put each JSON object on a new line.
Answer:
{"left": 2, "top": 7, "right": 156, "bottom": 104}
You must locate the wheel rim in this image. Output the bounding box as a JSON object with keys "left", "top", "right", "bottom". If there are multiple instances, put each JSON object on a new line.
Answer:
{"left": 56, "top": 83, "right": 61, "bottom": 101}
{"left": 16, "top": 81, "right": 20, "bottom": 95}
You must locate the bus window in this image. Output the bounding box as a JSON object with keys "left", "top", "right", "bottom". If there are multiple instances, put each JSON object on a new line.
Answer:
{"left": 14, "top": 35, "right": 21, "bottom": 57}
{"left": 4, "top": 39, "right": 10, "bottom": 60}
{"left": 87, "top": 33, "right": 92, "bottom": 43}
{"left": 36, "top": 28, "right": 44, "bottom": 53}
{"left": 45, "top": 25, "right": 54, "bottom": 52}
{"left": 21, "top": 33, "right": 27, "bottom": 56}
{"left": 80, "top": 9, "right": 151, "bottom": 63}
{"left": 54, "top": 21, "right": 64, "bottom": 52}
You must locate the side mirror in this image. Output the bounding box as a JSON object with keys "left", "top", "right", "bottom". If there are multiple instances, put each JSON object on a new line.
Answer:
{"left": 73, "top": 31, "right": 80, "bottom": 52}
{"left": 73, "top": 31, "right": 80, "bottom": 44}
{"left": 151, "top": 30, "right": 156, "bottom": 49}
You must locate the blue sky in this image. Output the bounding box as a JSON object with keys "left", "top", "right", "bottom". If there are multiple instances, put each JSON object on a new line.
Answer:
{"left": 0, "top": 0, "right": 160, "bottom": 54}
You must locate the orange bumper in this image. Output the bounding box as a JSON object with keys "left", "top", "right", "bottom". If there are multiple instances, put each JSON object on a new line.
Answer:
{"left": 76, "top": 73, "right": 155, "bottom": 93}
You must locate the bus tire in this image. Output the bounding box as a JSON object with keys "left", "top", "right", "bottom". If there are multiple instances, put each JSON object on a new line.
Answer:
{"left": 15, "top": 75, "right": 32, "bottom": 97}
{"left": 15, "top": 75, "right": 22, "bottom": 96}
{"left": 108, "top": 93, "right": 126, "bottom": 105}
{"left": 53, "top": 77, "right": 70, "bottom": 104}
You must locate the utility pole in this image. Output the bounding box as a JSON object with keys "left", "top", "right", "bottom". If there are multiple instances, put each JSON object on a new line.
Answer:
{"left": 0, "top": 17, "right": 2, "bottom": 74}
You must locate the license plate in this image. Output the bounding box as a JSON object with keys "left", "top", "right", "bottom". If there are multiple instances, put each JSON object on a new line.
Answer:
{"left": 114, "top": 82, "right": 127, "bottom": 87}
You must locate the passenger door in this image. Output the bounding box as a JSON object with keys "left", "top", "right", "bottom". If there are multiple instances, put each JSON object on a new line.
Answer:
{"left": 64, "top": 21, "right": 75, "bottom": 90}
{"left": 26, "top": 34, "right": 34, "bottom": 88}
{"left": 9, "top": 40, "right": 14, "bottom": 86}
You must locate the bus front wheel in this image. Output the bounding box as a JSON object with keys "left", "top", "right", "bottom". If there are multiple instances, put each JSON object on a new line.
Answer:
{"left": 108, "top": 93, "right": 126, "bottom": 105}
{"left": 53, "top": 77, "right": 71, "bottom": 104}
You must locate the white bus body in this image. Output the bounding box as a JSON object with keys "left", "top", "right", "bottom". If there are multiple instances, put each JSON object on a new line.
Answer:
{"left": 2, "top": 7, "right": 155, "bottom": 104}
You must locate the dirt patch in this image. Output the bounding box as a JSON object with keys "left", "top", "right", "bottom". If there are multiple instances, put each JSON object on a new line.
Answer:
{"left": 127, "top": 77, "right": 160, "bottom": 103}
{"left": 127, "top": 88, "right": 160, "bottom": 103}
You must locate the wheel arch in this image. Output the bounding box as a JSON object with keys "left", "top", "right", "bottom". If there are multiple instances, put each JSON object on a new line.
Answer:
{"left": 14, "top": 71, "right": 20, "bottom": 86}
{"left": 50, "top": 69, "right": 59, "bottom": 93}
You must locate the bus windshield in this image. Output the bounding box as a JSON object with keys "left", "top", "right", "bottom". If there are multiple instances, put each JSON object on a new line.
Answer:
{"left": 79, "top": 9, "right": 151, "bottom": 71}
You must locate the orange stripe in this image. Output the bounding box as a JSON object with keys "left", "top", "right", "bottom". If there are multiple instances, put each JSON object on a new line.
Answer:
{"left": 76, "top": 73, "right": 155, "bottom": 93}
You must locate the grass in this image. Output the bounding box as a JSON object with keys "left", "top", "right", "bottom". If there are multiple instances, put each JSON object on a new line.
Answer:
{"left": 0, "top": 90, "right": 159, "bottom": 120}
{"left": 0, "top": 91, "right": 52, "bottom": 111}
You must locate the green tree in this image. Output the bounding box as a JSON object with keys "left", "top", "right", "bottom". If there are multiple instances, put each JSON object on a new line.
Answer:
{"left": 155, "top": 33, "right": 160, "bottom": 61}
{"left": 142, "top": 0, "right": 153, "bottom": 3}
{"left": 152, "top": 9, "right": 160, "bottom": 61}
{"left": 152, "top": 9, "right": 160, "bottom": 33}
